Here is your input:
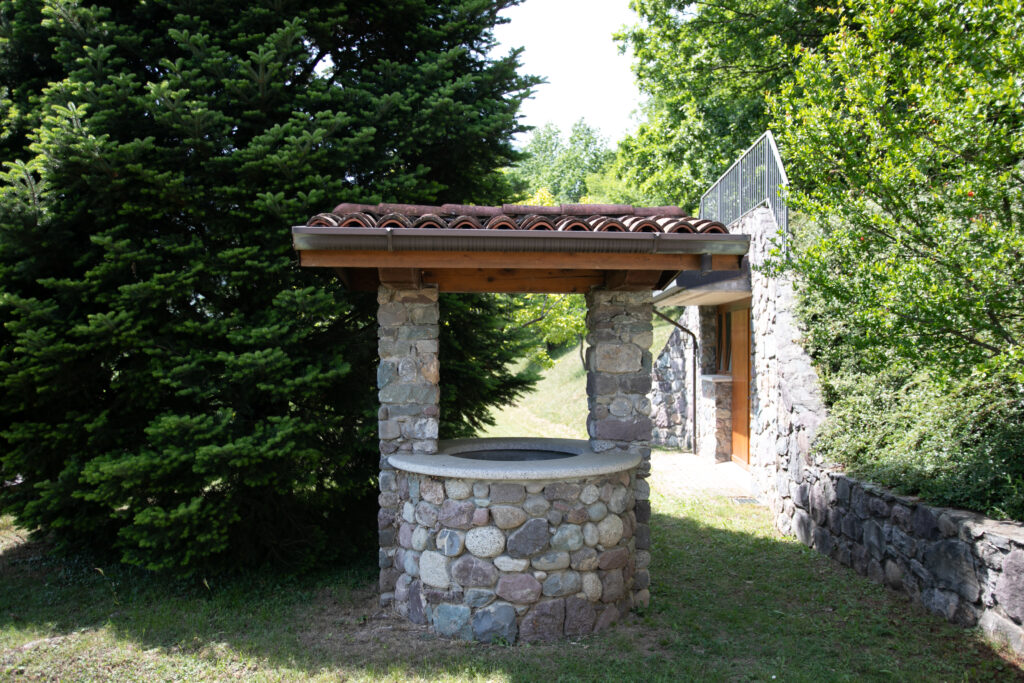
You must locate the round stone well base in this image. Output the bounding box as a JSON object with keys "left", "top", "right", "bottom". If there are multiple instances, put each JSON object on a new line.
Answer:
{"left": 382, "top": 438, "right": 649, "bottom": 643}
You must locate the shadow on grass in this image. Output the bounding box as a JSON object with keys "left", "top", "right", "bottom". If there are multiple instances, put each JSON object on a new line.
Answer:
{"left": 1, "top": 505, "right": 1021, "bottom": 681}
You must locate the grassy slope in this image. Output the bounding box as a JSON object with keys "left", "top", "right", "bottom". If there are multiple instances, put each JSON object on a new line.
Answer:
{"left": 478, "top": 314, "right": 677, "bottom": 440}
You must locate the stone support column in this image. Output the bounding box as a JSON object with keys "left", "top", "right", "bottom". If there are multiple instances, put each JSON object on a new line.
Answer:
{"left": 584, "top": 289, "right": 654, "bottom": 605}
{"left": 376, "top": 285, "right": 440, "bottom": 607}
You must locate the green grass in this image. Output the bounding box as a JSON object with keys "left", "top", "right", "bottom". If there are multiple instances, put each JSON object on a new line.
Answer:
{"left": 479, "top": 314, "right": 677, "bottom": 440}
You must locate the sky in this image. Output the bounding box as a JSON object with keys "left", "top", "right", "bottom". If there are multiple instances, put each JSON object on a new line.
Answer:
{"left": 491, "top": 0, "right": 645, "bottom": 146}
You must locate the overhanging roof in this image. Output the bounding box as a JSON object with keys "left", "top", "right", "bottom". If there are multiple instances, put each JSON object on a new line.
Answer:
{"left": 653, "top": 262, "right": 753, "bottom": 307}
{"left": 292, "top": 203, "right": 750, "bottom": 293}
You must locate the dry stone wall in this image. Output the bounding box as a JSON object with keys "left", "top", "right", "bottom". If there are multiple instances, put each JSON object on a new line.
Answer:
{"left": 647, "top": 207, "right": 1024, "bottom": 654}
{"left": 736, "top": 207, "right": 1024, "bottom": 655}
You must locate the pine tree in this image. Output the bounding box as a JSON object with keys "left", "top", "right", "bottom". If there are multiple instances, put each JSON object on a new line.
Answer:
{"left": 0, "top": 0, "right": 537, "bottom": 573}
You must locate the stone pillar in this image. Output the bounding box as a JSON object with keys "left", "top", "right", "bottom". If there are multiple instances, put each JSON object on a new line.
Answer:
{"left": 698, "top": 375, "right": 733, "bottom": 462}
{"left": 377, "top": 285, "right": 440, "bottom": 607}
{"left": 584, "top": 289, "right": 653, "bottom": 606}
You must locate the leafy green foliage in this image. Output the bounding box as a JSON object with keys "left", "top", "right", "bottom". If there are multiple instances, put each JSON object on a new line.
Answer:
{"left": 774, "top": 0, "right": 1024, "bottom": 518}
{"left": 617, "top": 0, "right": 838, "bottom": 207}
{"left": 507, "top": 119, "right": 613, "bottom": 204}
{"left": 0, "top": 0, "right": 538, "bottom": 574}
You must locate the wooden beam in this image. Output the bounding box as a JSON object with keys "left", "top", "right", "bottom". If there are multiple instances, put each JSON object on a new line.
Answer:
{"left": 300, "top": 249, "right": 706, "bottom": 271}
{"left": 421, "top": 268, "right": 605, "bottom": 293}
{"left": 604, "top": 270, "right": 664, "bottom": 291}
{"left": 711, "top": 254, "right": 743, "bottom": 270}
{"left": 333, "top": 267, "right": 380, "bottom": 291}
{"left": 378, "top": 268, "right": 421, "bottom": 289}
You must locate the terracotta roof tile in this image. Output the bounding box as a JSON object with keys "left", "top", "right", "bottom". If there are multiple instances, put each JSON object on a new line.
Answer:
{"left": 305, "top": 203, "right": 727, "bottom": 234}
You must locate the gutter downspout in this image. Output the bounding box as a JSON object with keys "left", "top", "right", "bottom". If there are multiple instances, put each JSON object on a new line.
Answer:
{"left": 653, "top": 310, "right": 699, "bottom": 453}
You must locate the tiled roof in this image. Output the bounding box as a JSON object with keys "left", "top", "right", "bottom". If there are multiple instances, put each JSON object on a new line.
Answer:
{"left": 306, "top": 203, "right": 728, "bottom": 234}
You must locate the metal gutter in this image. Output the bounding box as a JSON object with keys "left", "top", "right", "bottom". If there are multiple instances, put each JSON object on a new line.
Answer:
{"left": 292, "top": 226, "right": 749, "bottom": 256}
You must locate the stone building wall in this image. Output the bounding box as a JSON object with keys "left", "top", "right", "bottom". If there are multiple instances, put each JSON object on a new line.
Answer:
{"left": 649, "top": 306, "right": 717, "bottom": 451}
{"left": 649, "top": 207, "right": 1024, "bottom": 654}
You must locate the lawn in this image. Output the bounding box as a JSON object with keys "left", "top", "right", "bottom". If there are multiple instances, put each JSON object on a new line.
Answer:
{"left": 3, "top": 454, "right": 1021, "bottom": 681}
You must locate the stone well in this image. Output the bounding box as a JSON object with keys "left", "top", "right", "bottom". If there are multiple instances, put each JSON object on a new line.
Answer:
{"left": 383, "top": 438, "right": 648, "bottom": 642}
{"left": 376, "top": 288, "right": 654, "bottom": 643}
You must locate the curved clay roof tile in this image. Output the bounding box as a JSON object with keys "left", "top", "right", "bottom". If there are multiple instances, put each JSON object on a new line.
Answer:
{"left": 337, "top": 212, "right": 376, "bottom": 227}
{"left": 628, "top": 218, "right": 662, "bottom": 233}
{"left": 485, "top": 215, "right": 518, "bottom": 230}
{"left": 307, "top": 213, "right": 342, "bottom": 227}
{"left": 556, "top": 216, "right": 591, "bottom": 231}
{"left": 413, "top": 214, "right": 447, "bottom": 229}
{"left": 377, "top": 213, "right": 414, "bottom": 228}
{"left": 449, "top": 215, "right": 484, "bottom": 230}
{"left": 593, "top": 217, "right": 627, "bottom": 232}
{"left": 661, "top": 218, "right": 696, "bottom": 233}
{"left": 698, "top": 221, "right": 728, "bottom": 234}
{"left": 520, "top": 215, "right": 556, "bottom": 230}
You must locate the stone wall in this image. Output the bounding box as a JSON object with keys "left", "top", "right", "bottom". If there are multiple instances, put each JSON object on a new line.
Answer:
{"left": 385, "top": 469, "right": 645, "bottom": 643}
{"left": 650, "top": 325, "right": 692, "bottom": 450}
{"left": 648, "top": 207, "right": 1024, "bottom": 654}
{"left": 740, "top": 207, "right": 1024, "bottom": 655}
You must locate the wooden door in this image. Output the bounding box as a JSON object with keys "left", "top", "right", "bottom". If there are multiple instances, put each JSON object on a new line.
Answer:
{"left": 729, "top": 305, "right": 751, "bottom": 467}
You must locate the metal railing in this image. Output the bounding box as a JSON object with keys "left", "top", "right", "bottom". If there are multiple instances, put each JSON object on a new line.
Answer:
{"left": 699, "top": 130, "right": 788, "bottom": 233}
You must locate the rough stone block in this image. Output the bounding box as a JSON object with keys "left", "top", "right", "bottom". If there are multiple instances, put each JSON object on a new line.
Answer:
{"left": 593, "top": 343, "right": 642, "bottom": 374}
{"left": 601, "top": 569, "right": 625, "bottom": 603}
{"left": 792, "top": 509, "right": 812, "bottom": 546}
{"left": 444, "top": 479, "right": 471, "bottom": 500}
{"left": 433, "top": 603, "right": 472, "bottom": 640}
{"left": 507, "top": 518, "right": 550, "bottom": 558}
{"left": 465, "top": 526, "right": 505, "bottom": 558}
{"left": 634, "top": 523, "right": 650, "bottom": 550}
{"left": 436, "top": 528, "right": 464, "bottom": 556}
{"left": 597, "top": 514, "right": 625, "bottom": 547}
{"left": 551, "top": 525, "right": 585, "bottom": 552}
{"left": 490, "top": 505, "right": 528, "bottom": 530}
{"left": 465, "top": 588, "right": 496, "bottom": 608}
{"left": 490, "top": 483, "right": 526, "bottom": 504}
{"left": 437, "top": 499, "right": 476, "bottom": 529}
{"left": 520, "top": 599, "right": 566, "bottom": 643}
{"left": 532, "top": 551, "right": 571, "bottom": 571}
{"left": 543, "top": 571, "right": 582, "bottom": 597}
{"left": 419, "top": 551, "right": 450, "bottom": 589}
{"left": 545, "top": 482, "right": 582, "bottom": 502}
{"left": 565, "top": 597, "right": 597, "bottom": 636}
{"left": 598, "top": 547, "right": 630, "bottom": 570}
{"left": 494, "top": 555, "right": 530, "bottom": 572}
{"left": 996, "top": 549, "right": 1024, "bottom": 624}
{"left": 472, "top": 603, "right": 517, "bottom": 644}
{"left": 523, "top": 494, "right": 551, "bottom": 517}
{"left": 496, "top": 573, "right": 542, "bottom": 604}
{"left": 913, "top": 505, "right": 940, "bottom": 541}
{"left": 451, "top": 555, "right": 499, "bottom": 587}
{"left": 571, "top": 547, "right": 599, "bottom": 571}
{"left": 924, "top": 539, "right": 981, "bottom": 602}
